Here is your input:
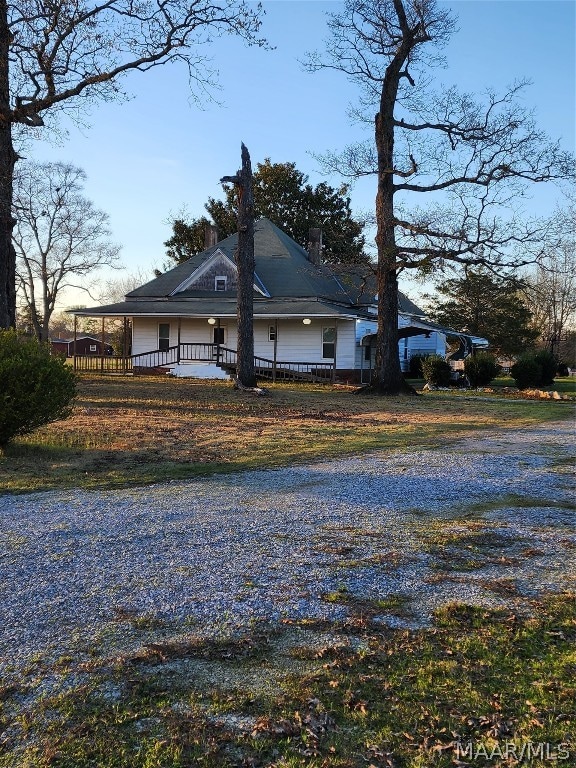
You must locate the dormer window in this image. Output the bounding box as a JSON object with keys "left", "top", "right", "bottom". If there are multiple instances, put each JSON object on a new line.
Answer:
{"left": 215, "top": 276, "right": 227, "bottom": 292}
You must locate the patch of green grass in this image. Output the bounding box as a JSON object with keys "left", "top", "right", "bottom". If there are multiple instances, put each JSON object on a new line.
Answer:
{"left": 493, "top": 375, "right": 576, "bottom": 395}
{"left": 320, "top": 587, "right": 415, "bottom": 620}
{"left": 412, "top": 520, "right": 526, "bottom": 573}
{"left": 438, "top": 528, "right": 513, "bottom": 549}
{"left": 111, "top": 607, "right": 170, "bottom": 631}
{"left": 372, "top": 592, "right": 414, "bottom": 616}
{"left": 322, "top": 586, "right": 351, "bottom": 604}
{"left": 3, "top": 593, "right": 574, "bottom": 767}
{"left": 411, "top": 495, "right": 576, "bottom": 528}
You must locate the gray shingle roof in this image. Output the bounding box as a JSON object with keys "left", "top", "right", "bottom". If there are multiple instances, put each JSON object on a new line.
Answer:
{"left": 73, "top": 218, "right": 426, "bottom": 319}
{"left": 127, "top": 219, "right": 362, "bottom": 303}
{"left": 71, "top": 297, "right": 371, "bottom": 320}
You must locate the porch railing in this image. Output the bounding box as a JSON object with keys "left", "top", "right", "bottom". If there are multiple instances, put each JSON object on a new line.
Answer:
{"left": 74, "top": 343, "right": 335, "bottom": 383}
{"left": 72, "top": 355, "right": 133, "bottom": 373}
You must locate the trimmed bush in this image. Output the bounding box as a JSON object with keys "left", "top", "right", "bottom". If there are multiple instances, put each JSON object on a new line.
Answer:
{"left": 0, "top": 330, "right": 77, "bottom": 448}
{"left": 533, "top": 350, "right": 557, "bottom": 387}
{"left": 510, "top": 350, "right": 557, "bottom": 390}
{"left": 464, "top": 352, "right": 501, "bottom": 388}
{"left": 420, "top": 354, "right": 452, "bottom": 387}
{"left": 510, "top": 356, "right": 542, "bottom": 389}
{"left": 408, "top": 353, "right": 427, "bottom": 377}
{"left": 557, "top": 362, "right": 570, "bottom": 377}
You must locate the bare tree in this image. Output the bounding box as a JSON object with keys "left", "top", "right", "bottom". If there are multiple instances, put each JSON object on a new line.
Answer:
{"left": 523, "top": 208, "right": 576, "bottom": 359}
{"left": 0, "top": 0, "right": 266, "bottom": 329}
{"left": 44, "top": 309, "right": 74, "bottom": 339}
{"left": 95, "top": 267, "right": 158, "bottom": 353}
{"left": 13, "top": 161, "right": 120, "bottom": 341}
{"left": 306, "top": 0, "right": 574, "bottom": 394}
{"left": 98, "top": 268, "right": 156, "bottom": 305}
{"left": 222, "top": 143, "right": 257, "bottom": 389}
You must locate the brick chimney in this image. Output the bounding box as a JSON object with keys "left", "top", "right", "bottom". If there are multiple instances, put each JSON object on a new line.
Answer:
{"left": 204, "top": 224, "right": 219, "bottom": 249}
{"left": 307, "top": 227, "right": 323, "bottom": 265}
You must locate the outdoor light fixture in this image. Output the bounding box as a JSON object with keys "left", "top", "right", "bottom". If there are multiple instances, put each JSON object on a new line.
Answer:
{"left": 302, "top": 318, "right": 311, "bottom": 325}
{"left": 207, "top": 317, "right": 216, "bottom": 325}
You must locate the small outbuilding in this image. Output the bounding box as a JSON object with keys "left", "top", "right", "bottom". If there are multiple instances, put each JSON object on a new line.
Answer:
{"left": 50, "top": 336, "right": 114, "bottom": 357}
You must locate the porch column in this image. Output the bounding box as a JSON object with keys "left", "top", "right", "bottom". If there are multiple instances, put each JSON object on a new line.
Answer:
{"left": 177, "top": 317, "right": 182, "bottom": 363}
{"left": 73, "top": 315, "right": 78, "bottom": 371}
{"left": 332, "top": 320, "right": 338, "bottom": 383}
{"left": 273, "top": 319, "right": 278, "bottom": 382}
{"left": 123, "top": 317, "right": 128, "bottom": 374}
{"left": 100, "top": 317, "right": 105, "bottom": 373}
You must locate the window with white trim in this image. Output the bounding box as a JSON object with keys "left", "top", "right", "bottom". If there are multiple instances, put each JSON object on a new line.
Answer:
{"left": 322, "top": 326, "right": 336, "bottom": 359}
{"left": 215, "top": 275, "right": 227, "bottom": 291}
{"left": 89, "top": 344, "right": 97, "bottom": 352}
{"left": 268, "top": 325, "right": 276, "bottom": 342}
{"left": 158, "top": 323, "right": 170, "bottom": 351}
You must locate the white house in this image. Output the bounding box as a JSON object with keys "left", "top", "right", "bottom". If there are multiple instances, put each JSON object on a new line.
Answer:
{"left": 72, "top": 219, "right": 485, "bottom": 383}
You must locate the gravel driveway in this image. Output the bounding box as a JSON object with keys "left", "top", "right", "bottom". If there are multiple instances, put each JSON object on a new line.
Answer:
{"left": 1, "top": 419, "right": 574, "bottom": 686}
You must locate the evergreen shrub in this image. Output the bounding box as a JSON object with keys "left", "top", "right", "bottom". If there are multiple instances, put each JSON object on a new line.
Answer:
{"left": 464, "top": 352, "right": 501, "bottom": 387}
{"left": 510, "top": 356, "right": 542, "bottom": 389}
{"left": 408, "top": 354, "right": 426, "bottom": 377}
{"left": 0, "top": 330, "right": 77, "bottom": 448}
{"left": 510, "top": 350, "right": 558, "bottom": 390}
{"left": 420, "top": 354, "right": 452, "bottom": 387}
{"left": 533, "top": 350, "right": 557, "bottom": 387}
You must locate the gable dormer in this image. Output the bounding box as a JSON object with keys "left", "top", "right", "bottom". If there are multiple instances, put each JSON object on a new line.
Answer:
{"left": 168, "top": 250, "right": 268, "bottom": 298}
{"left": 170, "top": 250, "right": 238, "bottom": 295}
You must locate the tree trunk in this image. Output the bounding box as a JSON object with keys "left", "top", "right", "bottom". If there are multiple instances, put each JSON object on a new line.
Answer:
{"left": 0, "top": 0, "right": 15, "bottom": 329}
{"left": 226, "top": 143, "right": 256, "bottom": 388}
{"left": 371, "top": 51, "right": 413, "bottom": 395}
{"left": 41, "top": 288, "right": 51, "bottom": 342}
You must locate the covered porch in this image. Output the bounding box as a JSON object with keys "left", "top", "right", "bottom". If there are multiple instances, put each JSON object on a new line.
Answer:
{"left": 67, "top": 309, "right": 341, "bottom": 383}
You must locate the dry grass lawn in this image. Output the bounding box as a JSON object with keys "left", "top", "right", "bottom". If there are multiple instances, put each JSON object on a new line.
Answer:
{"left": 1, "top": 373, "right": 572, "bottom": 493}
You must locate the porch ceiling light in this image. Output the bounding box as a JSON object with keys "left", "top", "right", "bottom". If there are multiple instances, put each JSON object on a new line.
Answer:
{"left": 207, "top": 317, "right": 216, "bottom": 325}
{"left": 302, "top": 318, "right": 312, "bottom": 325}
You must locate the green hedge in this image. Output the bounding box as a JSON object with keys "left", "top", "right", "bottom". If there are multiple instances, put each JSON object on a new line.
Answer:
{"left": 0, "top": 330, "right": 77, "bottom": 447}
{"left": 421, "top": 354, "right": 452, "bottom": 387}
{"left": 464, "top": 352, "right": 501, "bottom": 387}
{"left": 511, "top": 350, "right": 557, "bottom": 390}
{"left": 408, "top": 354, "right": 427, "bottom": 377}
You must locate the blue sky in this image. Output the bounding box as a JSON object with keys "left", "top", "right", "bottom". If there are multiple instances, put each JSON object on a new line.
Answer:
{"left": 29, "top": 0, "right": 575, "bottom": 308}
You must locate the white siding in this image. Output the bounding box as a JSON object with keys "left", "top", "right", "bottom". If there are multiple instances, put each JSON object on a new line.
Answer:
{"left": 353, "top": 318, "right": 447, "bottom": 375}
{"left": 406, "top": 334, "right": 446, "bottom": 357}
{"left": 334, "top": 321, "right": 356, "bottom": 369}
{"left": 253, "top": 322, "right": 275, "bottom": 360}
{"left": 132, "top": 317, "right": 238, "bottom": 353}
{"left": 180, "top": 319, "right": 216, "bottom": 344}
{"left": 255, "top": 320, "right": 322, "bottom": 362}
{"left": 132, "top": 318, "right": 168, "bottom": 354}
{"left": 131, "top": 315, "right": 443, "bottom": 372}
{"left": 355, "top": 319, "right": 377, "bottom": 371}
{"left": 132, "top": 317, "right": 357, "bottom": 366}
{"left": 253, "top": 319, "right": 356, "bottom": 366}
